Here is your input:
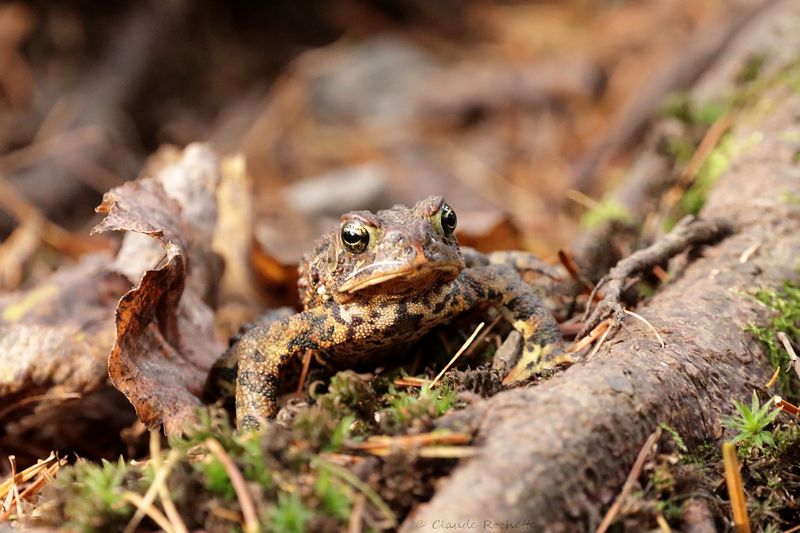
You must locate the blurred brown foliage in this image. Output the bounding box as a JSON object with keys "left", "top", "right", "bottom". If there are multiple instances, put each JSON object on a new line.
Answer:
{"left": 0, "top": 0, "right": 764, "bottom": 466}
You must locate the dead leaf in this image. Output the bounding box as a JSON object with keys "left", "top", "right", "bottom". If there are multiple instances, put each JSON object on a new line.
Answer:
{"left": 93, "top": 143, "right": 225, "bottom": 436}
{"left": 455, "top": 209, "right": 522, "bottom": 252}
{"left": 0, "top": 218, "right": 42, "bottom": 290}
{"left": 212, "top": 155, "right": 262, "bottom": 339}
{"left": 0, "top": 255, "right": 128, "bottom": 407}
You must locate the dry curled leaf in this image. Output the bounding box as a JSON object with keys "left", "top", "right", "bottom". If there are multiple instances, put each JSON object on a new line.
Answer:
{"left": 0, "top": 255, "right": 128, "bottom": 408}
{"left": 93, "top": 143, "right": 225, "bottom": 436}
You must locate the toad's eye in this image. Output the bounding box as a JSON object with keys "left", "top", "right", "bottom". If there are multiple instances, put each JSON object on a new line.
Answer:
{"left": 341, "top": 221, "right": 370, "bottom": 253}
{"left": 438, "top": 203, "right": 457, "bottom": 236}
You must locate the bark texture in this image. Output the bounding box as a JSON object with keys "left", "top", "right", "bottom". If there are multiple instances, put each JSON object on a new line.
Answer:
{"left": 402, "top": 6, "right": 800, "bottom": 532}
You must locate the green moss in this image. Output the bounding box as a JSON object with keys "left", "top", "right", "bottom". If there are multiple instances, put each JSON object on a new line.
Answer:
{"left": 655, "top": 498, "right": 684, "bottom": 522}
{"left": 196, "top": 455, "right": 236, "bottom": 500}
{"left": 617, "top": 430, "right": 714, "bottom": 530}
{"left": 722, "top": 392, "right": 781, "bottom": 455}
{"left": 312, "top": 370, "right": 379, "bottom": 423}
{"left": 174, "top": 409, "right": 274, "bottom": 498}
{"left": 663, "top": 135, "right": 696, "bottom": 166}
{"left": 580, "top": 198, "right": 634, "bottom": 229}
{"left": 680, "top": 441, "right": 718, "bottom": 468}
{"left": 37, "top": 361, "right": 467, "bottom": 532}
{"left": 659, "top": 423, "right": 688, "bottom": 454}
{"left": 379, "top": 382, "right": 458, "bottom": 433}
{"left": 48, "top": 457, "right": 135, "bottom": 532}
{"left": 660, "top": 92, "right": 725, "bottom": 126}
{"left": 617, "top": 420, "right": 800, "bottom": 530}
{"left": 735, "top": 52, "right": 768, "bottom": 85}
{"left": 745, "top": 281, "right": 800, "bottom": 395}
{"left": 313, "top": 470, "right": 352, "bottom": 521}
{"left": 267, "top": 492, "right": 312, "bottom": 533}
{"left": 661, "top": 60, "right": 800, "bottom": 229}
{"left": 680, "top": 133, "right": 733, "bottom": 216}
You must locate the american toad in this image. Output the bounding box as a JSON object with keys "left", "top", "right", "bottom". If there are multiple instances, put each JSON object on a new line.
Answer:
{"left": 211, "top": 196, "right": 567, "bottom": 430}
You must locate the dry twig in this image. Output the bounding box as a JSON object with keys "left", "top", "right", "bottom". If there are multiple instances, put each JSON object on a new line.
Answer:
{"left": 8, "top": 457, "right": 21, "bottom": 522}
{"left": 738, "top": 242, "right": 761, "bottom": 264}
{"left": 623, "top": 309, "right": 665, "bottom": 348}
{"left": 587, "top": 323, "right": 613, "bottom": 360}
{"left": 348, "top": 494, "right": 366, "bottom": 533}
{"left": 579, "top": 216, "right": 733, "bottom": 339}
{"left": 777, "top": 332, "right": 800, "bottom": 380}
{"left": 122, "top": 492, "right": 175, "bottom": 533}
{"left": 558, "top": 249, "right": 594, "bottom": 293}
{"left": 295, "top": 349, "right": 314, "bottom": 398}
{"left": 651, "top": 265, "right": 669, "bottom": 283}
{"left": 569, "top": 319, "right": 612, "bottom": 354}
{"left": 655, "top": 513, "right": 672, "bottom": 533}
{"left": 149, "top": 432, "right": 188, "bottom": 533}
{"left": 463, "top": 315, "right": 503, "bottom": 358}
{"left": 0, "top": 175, "right": 110, "bottom": 257}
{"left": 348, "top": 432, "right": 472, "bottom": 456}
{"left": 0, "top": 452, "right": 57, "bottom": 502}
{"left": 0, "top": 461, "right": 60, "bottom": 521}
{"left": 0, "top": 392, "right": 82, "bottom": 421}
{"left": 123, "top": 448, "right": 180, "bottom": 533}
{"left": 205, "top": 438, "right": 258, "bottom": 533}
{"left": 723, "top": 441, "right": 751, "bottom": 533}
{"left": 393, "top": 376, "right": 427, "bottom": 388}
{"left": 773, "top": 396, "right": 800, "bottom": 416}
{"left": 658, "top": 112, "right": 733, "bottom": 217}
{"left": 596, "top": 427, "right": 662, "bottom": 533}
{"left": 431, "top": 322, "right": 484, "bottom": 386}
{"left": 765, "top": 366, "right": 780, "bottom": 389}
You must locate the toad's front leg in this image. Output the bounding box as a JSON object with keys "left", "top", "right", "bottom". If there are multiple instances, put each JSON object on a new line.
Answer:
{"left": 235, "top": 306, "right": 342, "bottom": 430}
{"left": 235, "top": 301, "right": 400, "bottom": 430}
{"left": 461, "top": 264, "right": 569, "bottom": 381}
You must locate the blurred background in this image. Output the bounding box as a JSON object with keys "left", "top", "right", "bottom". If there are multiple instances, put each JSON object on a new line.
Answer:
{"left": 0, "top": 0, "right": 768, "bottom": 295}
{"left": 0, "top": 0, "right": 791, "bottom": 503}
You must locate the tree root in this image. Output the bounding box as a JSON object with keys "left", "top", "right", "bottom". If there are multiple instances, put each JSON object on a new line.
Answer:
{"left": 578, "top": 215, "right": 733, "bottom": 339}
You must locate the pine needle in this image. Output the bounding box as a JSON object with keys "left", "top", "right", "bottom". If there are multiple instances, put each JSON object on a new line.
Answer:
{"left": 205, "top": 438, "right": 258, "bottom": 533}
{"left": 431, "top": 322, "right": 484, "bottom": 386}
{"left": 722, "top": 442, "right": 750, "bottom": 533}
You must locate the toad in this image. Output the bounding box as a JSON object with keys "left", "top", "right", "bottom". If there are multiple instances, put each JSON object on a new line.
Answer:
{"left": 210, "top": 196, "right": 567, "bottom": 430}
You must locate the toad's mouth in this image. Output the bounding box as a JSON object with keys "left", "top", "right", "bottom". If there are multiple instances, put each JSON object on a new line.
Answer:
{"left": 339, "top": 260, "right": 460, "bottom": 293}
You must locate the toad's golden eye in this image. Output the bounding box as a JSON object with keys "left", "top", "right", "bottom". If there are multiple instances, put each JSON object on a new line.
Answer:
{"left": 341, "top": 221, "right": 370, "bottom": 253}
{"left": 439, "top": 203, "right": 457, "bottom": 236}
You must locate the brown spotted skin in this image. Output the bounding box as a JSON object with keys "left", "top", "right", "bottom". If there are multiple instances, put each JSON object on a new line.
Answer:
{"left": 231, "top": 196, "right": 565, "bottom": 430}
{"left": 461, "top": 248, "right": 563, "bottom": 279}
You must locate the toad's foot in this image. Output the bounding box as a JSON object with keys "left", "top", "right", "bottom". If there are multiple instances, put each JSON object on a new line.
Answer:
{"left": 462, "top": 262, "right": 567, "bottom": 384}
{"left": 502, "top": 344, "right": 574, "bottom": 384}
